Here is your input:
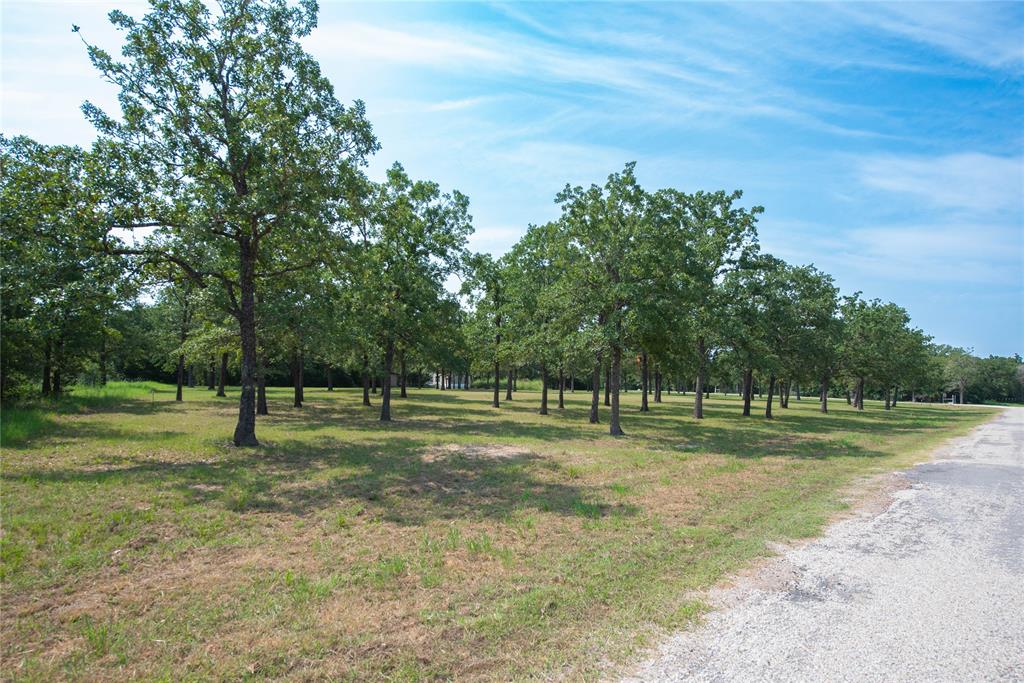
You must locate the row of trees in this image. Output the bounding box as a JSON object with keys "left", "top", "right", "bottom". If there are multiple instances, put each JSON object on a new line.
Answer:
{"left": 2, "top": 0, "right": 1020, "bottom": 446}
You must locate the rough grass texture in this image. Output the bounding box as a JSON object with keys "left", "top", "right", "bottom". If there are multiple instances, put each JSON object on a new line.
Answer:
{"left": 0, "top": 384, "right": 996, "bottom": 681}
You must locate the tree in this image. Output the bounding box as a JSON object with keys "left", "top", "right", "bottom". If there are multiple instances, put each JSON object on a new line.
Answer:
{"left": 721, "top": 252, "right": 780, "bottom": 417}
{"left": 0, "top": 136, "right": 134, "bottom": 399}
{"left": 784, "top": 264, "right": 841, "bottom": 414}
{"left": 841, "top": 297, "right": 918, "bottom": 410}
{"left": 940, "top": 346, "right": 979, "bottom": 404}
{"left": 79, "top": 0, "right": 377, "bottom": 445}
{"left": 652, "top": 187, "right": 760, "bottom": 419}
{"left": 463, "top": 254, "right": 508, "bottom": 408}
{"left": 557, "top": 163, "right": 650, "bottom": 436}
{"left": 504, "top": 222, "right": 569, "bottom": 415}
{"left": 357, "top": 164, "right": 472, "bottom": 421}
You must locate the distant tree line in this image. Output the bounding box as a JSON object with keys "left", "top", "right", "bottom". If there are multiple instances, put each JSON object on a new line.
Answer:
{"left": 2, "top": 0, "right": 1020, "bottom": 445}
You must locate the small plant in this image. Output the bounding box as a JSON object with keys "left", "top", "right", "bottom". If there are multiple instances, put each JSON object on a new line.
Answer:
{"left": 465, "top": 532, "right": 495, "bottom": 556}
{"left": 443, "top": 526, "right": 463, "bottom": 550}
{"left": 223, "top": 478, "right": 264, "bottom": 512}
{"left": 76, "top": 616, "right": 126, "bottom": 659}
{"left": 608, "top": 482, "right": 631, "bottom": 496}
{"left": 371, "top": 556, "right": 408, "bottom": 586}
{"left": 572, "top": 499, "right": 603, "bottom": 519}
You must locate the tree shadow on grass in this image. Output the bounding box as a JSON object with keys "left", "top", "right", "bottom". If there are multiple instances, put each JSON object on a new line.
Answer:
{"left": 3, "top": 434, "right": 637, "bottom": 526}
{"left": 5, "top": 387, "right": 984, "bottom": 524}
{"left": 256, "top": 391, "right": 904, "bottom": 460}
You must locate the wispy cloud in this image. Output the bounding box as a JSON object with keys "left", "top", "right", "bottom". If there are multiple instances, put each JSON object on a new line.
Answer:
{"left": 424, "top": 96, "right": 500, "bottom": 112}
{"left": 304, "top": 21, "right": 504, "bottom": 68}
{"left": 835, "top": 3, "right": 1024, "bottom": 71}
{"left": 310, "top": 15, "right": 889, "bottom": 139}
{"left": 858, "top": 153, "right": 1024, "bottom": 213}
{"left": 845, "top": 222, "right": 1022, "bottom": 286}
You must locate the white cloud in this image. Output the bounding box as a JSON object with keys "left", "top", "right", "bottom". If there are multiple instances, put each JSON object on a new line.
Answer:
{"left": 304, "top": 21, "right": 504, "bottom": 68}
{"left": 858, "top": 153, "right": 1024, "bottom": 213}
{"left": 309, "top": 16, "right": 882, "bottom": 138}
{"left": 757, "top": 217, "right": 1022, "bottom": 287}
{"left": 844, "top": 222, "right": 1022, "bottom": 285}
{"left": 836, "top": 3, "right": 1024, "bottom": 71}
{"left": 424, "top": 96, "right": 498, "bottom": 112}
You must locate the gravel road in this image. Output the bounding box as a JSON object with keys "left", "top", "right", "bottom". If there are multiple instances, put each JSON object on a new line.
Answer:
{"left": 622, "top": 407, "right": 1024, "bottom": 683}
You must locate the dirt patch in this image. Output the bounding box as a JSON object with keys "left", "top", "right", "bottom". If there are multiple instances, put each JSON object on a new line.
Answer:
{"left": 832, "top": 470, "right": 911, "bottom": 522}
{"left": 421, "top": 443, "right": 532, "bottom": 463}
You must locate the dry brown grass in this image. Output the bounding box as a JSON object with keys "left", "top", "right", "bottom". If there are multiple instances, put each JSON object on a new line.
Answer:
{"left": 1, "top": 385, "right": 997, "bottom": 681}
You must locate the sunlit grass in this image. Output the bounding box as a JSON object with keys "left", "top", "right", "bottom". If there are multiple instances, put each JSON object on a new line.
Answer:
{"left": 1, "top": 382, "right": 997, "bottom": 681}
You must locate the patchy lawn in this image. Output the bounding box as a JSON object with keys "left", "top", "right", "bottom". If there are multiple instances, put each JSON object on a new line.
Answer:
{"left": 0, "top": 384, "right": 997, "bottom": 681}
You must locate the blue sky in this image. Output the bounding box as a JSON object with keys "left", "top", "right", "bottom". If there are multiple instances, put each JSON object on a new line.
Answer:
{"left": 3, "top": 1, "right": 1023, "bottom": 356}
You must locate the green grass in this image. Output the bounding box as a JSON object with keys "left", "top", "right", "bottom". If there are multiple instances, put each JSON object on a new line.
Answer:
{"left": 0, "top": 382, "right": 172, "bottom": 446}
{"left": 0, "top": 382, "right": 997, "bottom": 681}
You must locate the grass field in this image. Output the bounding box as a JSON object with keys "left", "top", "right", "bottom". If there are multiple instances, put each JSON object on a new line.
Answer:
{"left": 0, "top": 383, "right": 998, "bottom": 681}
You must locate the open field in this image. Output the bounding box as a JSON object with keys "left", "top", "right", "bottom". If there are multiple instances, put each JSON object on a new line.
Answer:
{"left": 0, "top": 384, "right": 998, "bottom": 681}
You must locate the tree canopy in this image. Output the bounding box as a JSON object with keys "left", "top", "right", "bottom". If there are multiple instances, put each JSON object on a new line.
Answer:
{"left": 3, "top": 0, "right": 1019, "bottom": 442}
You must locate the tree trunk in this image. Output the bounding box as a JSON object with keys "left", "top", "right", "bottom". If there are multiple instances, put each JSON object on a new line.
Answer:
{"left": 590, "top": 351, "right": 602, "bottom": 424}
{"left": 694, "top": 337, "right": 706, "bottom": 419}
{"left": 207, "top": 357, "right": 216, "bottom": 390}
{"left": 291, "top": 351, "right": 302, "bottom": 408}
{"left": 371, "top": 373, "right": 377, "bottom": 394}
{"left": 326, "top": 365, "right": 334, "bottom": 392}
{"left": 765, "top": 374, "right": 776, "bottom": 419}
{"left": 51, "top": 336, "right": 64, "bottom": 396}
{"left": 256, "top": 356, "right": 268, "bottom": 416}
{"left": 856, "top": 377, "right": 865, "bottom": 410}
{"left": 820, "top": 373, "right": 830, "bottom": 413}
{"left": 539, "top": 364, "right": 549, "bottom": 415}
{"left": 892, "top": 386, "right": 897, "bottom": 407}
{"left": 232, "top": 237, "right": 259, "bottom": 447}
{"left": 42, "top": 340, "right": 52, "bottom": 396}
{"left": 380, "top": 340, "right": 394, "bottom": 421}
{"left": 506, "top": 368, "right": 514, "bottom": 401}
{"left": 654, "top": 368, "right": 662, "bottom": 403}
{"left": 959, "top": 380, "right": 966, "bottom": 404}
{"left": 884, "top": 386, "right": 891, "bottom": 410}
{"left": 187, "top": 365, "right": 195, "bottom": 388}
{"left": 492, "top": 360, "right": 500, "bottom": 408}
{"left": 782, "top": 381, "right": 790, "bottom": 408}
{"left": 98, "top": 332, "right": 108, "bottom": 386}
{"left": 796, "top": 384, "right": 801, "bottom": 400}
{"left": 741, "top": 368, "right": 753, "bottom": 416}
{"left": 846, "top": 389, "right": 852, "bottom": 405}
{"left": 362, "top": 356, "right": 371, "bottom": 406}
{"left": 176, "top": 353, "right": 185, "bottom": 402}
{"left": 609, "top": 344, "right": 624, "bottom": 436}
{"left": 217, "top": 352, "right": 228, "bottom": 397}
{"left": 400, "top": 355, "right": 408, "bottom": 398}
{"left": 558, "top": 367, "right": 565, "bottom": 409}
{"left": 640, "top": 350, "right": 650, "bottom": 412}
{"left": 570, "top": 373, "right": 575, "bottom": 393}
{"left": 604, "top": 365, "right": 611, "bottom": 407}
